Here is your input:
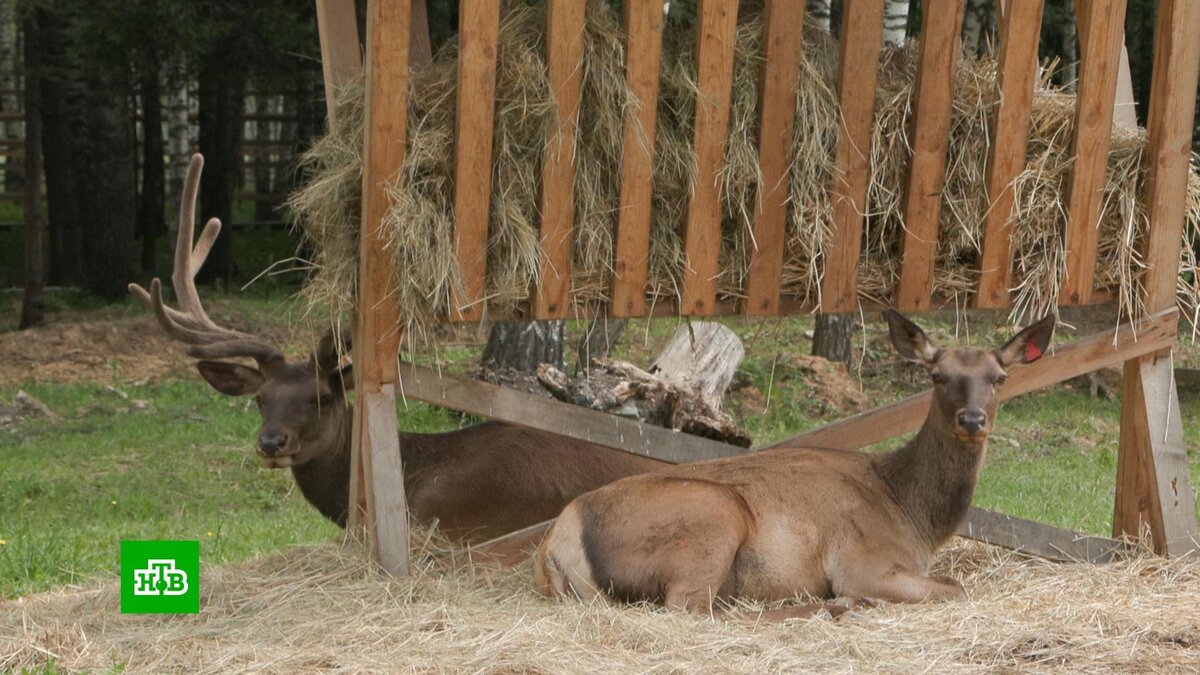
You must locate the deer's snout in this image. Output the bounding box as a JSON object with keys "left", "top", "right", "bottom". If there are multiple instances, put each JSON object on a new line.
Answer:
{"left": 258, "top": 432, "right": 292, "bottom": 457}
{"left": 956, "top": 410, "right": 987, "bottom": 435}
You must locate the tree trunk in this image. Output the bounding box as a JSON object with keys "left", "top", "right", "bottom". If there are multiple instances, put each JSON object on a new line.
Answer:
{"left": 37, "top": 8, "right": 81, "bottom": 286}
{"left": 807, "top": 0, "right": 832, "bottom": 32}
{"left": 253, "top": 92, "right": 274, "bottom": 223}
{"left": 961, "top": 0, "right": 989, "bottom": 56}
{"left": 165, "top": 76, "right": 190, "bottom": 232}
{"left": 575, "top": 318, "right": 627, "bottom": 373}
{"left": 1059, "top": 1, "right": 1078, "bottom": 90}
{"left": 482, "top": 320, "right": 566, "bottom": 372}
{"left": 19, "top": 10, "right": 43, "bottom": 329}
{"left": 196, "top": 56, "right": 244, "bottom": 284}
{"left": 812, "top": 312, "right": 855, "bottom": 368}
{"left": 882, "top": 0, "right": 910, "bottom": 46}
{"left": 0, "top": 0, "right": 21, "bottom": 193}
{"left": 137, "top": 64, "right": 165, "bottom": 274}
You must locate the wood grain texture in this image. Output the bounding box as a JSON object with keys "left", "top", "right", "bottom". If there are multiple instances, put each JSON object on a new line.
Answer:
{"left": 975, "top": 0, "right": 1045, "bottom": 309}
{"left": 894, "top": 0, "right": 965, "bottom": 311}
{"left": 680, "top": 0, "right": 739, "bottom": 316}
{"left": 1060, "top": 0, "right": 1127, "bottom": 305}
{"left": 315, "top": 0, "right": 362, "bottom": 125}
{"left": 533, "top": 0, "right": 585, "bottom": 320}
{"left": 451, "top": 0, "right": 501, "bottom": 321}
{"left": 743, "top": 0, "right": 805, "bottom": 316}
{"left": 355, "top": 0, "right": 413, "bottom": 575}
{"left": 610, "top": 0, "right": 665, "bottom": 318}
{"left": 821, "top": 0, "right": 884, "bottom": 313}
{"left": 960, "top": 507, "right": 1127, "bottom": 563}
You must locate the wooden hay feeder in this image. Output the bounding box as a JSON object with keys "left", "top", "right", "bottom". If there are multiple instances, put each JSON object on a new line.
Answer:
{"left": 313, "top": 0, "right": 1200, "bottom": 574}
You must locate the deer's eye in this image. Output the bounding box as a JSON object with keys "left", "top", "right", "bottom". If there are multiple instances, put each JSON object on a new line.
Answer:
{"left": 931, "top": 373, "right": 947, "bottom": 385}
{"left": 995, "top": 373, "right": 1009, "bottom": 386}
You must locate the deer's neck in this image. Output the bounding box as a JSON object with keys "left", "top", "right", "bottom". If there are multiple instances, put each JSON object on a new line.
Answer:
{"left": 290, "top": 407, "right": 354, "bottom": 527}
{"left": 873, "top": 413, "right": 987, "bottom": 550}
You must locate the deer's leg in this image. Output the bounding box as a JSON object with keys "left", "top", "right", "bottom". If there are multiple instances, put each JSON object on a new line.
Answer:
{"left": 832, "top": 552, "right": 966, "bottom": 604}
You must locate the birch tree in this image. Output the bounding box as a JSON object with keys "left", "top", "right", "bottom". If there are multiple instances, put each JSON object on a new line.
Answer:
{"left": 883, "top": 0, "right": 910, "bottom": 46}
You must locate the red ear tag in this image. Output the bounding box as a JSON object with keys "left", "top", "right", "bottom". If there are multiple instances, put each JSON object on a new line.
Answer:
{"left": 1024, "top": 342, "right": 1043, "bottom": 362}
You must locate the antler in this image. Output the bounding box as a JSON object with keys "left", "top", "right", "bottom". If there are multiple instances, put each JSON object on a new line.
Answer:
{"left": 129, "top": 154, "right": 285, "bottom": 373}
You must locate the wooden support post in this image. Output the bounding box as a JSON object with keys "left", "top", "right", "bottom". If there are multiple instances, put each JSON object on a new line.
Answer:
{"left": 450, "top": 0, "right": 501, "bottom": 321}
{"left": 974, "top": 0, "right": 1044, "bottom": 309}
{"left": 611, "top": 0, "right": 665, "bottom": 318}
{"left": 1061, "top": 0, "right": 1127, "bottom": 306}
{"left": 1113, "top": 0, "right": 1200, "bottom": 556}
{"left": 894, "top": 0, "right": 966, "bottom": 311}
{"left": 533, "top": 0, "right": 585, "bottom": 320}
{"left": 743, "top": 0, "right": 805, "bottom": 316}
{"left": 354, "top": 0, "right": 413, "bottom": 575}
{"left": 315, "top": 0, "right": 362, "bottom": 126}
{"left": 680, "top": 0, "right": 738, "bottom": 316}
{"left": 820, "top": 0, "right": 884, "bottom": 313}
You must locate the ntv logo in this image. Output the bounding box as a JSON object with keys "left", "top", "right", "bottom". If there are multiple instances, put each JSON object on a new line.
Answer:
{"left": 121, "top": 540, "right": 200, "bottom": 614}
{"left": 133, "top": 559, "right": 189, "bottom": 596}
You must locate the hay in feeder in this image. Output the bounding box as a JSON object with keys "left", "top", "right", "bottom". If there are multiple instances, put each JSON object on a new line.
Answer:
{"left": 5, "top": 533, "right": 1200, "bottom": 672}
{"left": 289, "top": 1, "right": 1200, "bottom": 336}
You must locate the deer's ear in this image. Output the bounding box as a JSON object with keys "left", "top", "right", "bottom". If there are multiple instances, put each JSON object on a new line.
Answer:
{"left": 884, "top": 309, "right": 940, "bottom": 364}
{"left": 995, "top": 313, "right": 1056, "bottom": 367}
{"left": 196, "top": 360, "right": 265, "bottom": 396}
{"left": 328, "top": 363, "right": 354, "bottom": 393}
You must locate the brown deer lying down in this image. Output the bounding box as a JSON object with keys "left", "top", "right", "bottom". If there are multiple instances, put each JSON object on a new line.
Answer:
{"left": 130, "top": 154, "right": 663, "bottom": 542}
{"left": 535, "top": 310, "right": 1055, "bottom": 615}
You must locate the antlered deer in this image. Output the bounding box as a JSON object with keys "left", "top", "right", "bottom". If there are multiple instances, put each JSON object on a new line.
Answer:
{"left": 535, "top": 310, "right": 1055, "bottom": 615}
{"left": 130, "top": 154, "right": 662, "bottom": 542}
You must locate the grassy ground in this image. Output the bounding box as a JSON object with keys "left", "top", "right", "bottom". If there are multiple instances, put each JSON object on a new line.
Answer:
{"left": 1, "top": 289, "right": 1198, "bottom": 600}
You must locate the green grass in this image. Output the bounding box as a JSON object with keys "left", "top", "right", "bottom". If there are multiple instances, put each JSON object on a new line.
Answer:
{"left": 1, "top": 306, "right": 1198, "bottom": 599}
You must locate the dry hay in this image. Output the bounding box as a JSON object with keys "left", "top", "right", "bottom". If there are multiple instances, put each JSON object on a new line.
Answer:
{"left": 4, "top": 531, "right": 1200, "bottom": 673}
{"left": 289, "top": 1, "right": 1200, "bottom": 339}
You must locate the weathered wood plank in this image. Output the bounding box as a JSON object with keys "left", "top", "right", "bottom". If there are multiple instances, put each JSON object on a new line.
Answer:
{"left": 894, "top": 0, "right": 966, "bottom": 311}
{"left": 743, "top": 0, "right": 805, "bottom": 316}
{"left": 974, "top": 0, "right": 1045, "bottom": 308}
{"left": 1114, "top": 0, "right": 1200, "bottom": 556}
{"left": 680, "top": 0, "right": 739, "bottom": 316}
{"left": 355, "top": 0, "right": 413, "bottom": 574}
{"left": 765, "top": 309, "right": 1178, "bottom": 452}
{"left": 315, "top": 0, "right": 362, "bottom": 125}
{"left": 821, "top": 0, "right": 884, "bottom": 313}
{"left": 960, "top": 507, "right": 1127, "bottom": 563}
{"left": 1060, "top": 0, "right": 1127, "bottom": 306}
{"left": 469, "top": 520, "right": 555, "bottom": 567}
{"left": 610, "top": 0, "right": 665, "bottom": 318}
{"left": 450, "top": 0, "right": 501, "bottom": 322}
{"left": 533, "top": 0, "right": 586, "bottom": 320}
{"left": 397, "top": 363, "right": 750, "bottom": 465}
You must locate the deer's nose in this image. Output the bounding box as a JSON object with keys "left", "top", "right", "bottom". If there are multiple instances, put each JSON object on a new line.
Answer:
{"left": 258, "top": 433, "right": 290, "bottom": 456}
{"left": 957, "top": 410, "right": 986, "bottom": 434}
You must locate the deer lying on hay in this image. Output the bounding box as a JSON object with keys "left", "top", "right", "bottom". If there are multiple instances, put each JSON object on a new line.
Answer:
{"left": 535, "top": 310, "right": 1055, "bottom": 617}
{"left": 129, "top": 154, "right": 662, "bottom": 542}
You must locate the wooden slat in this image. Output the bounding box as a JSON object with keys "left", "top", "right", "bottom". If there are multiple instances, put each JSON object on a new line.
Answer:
{"left": 409, "top": 0, "right": 432, "bottom": 67}
{"left": 468, "top": 520, "right": 555, "bottom": 567}
{"left": 820, "top": 0, "right": 884, "bottom": 313}
{"left": 975, "top": 0, "right": 1045, "bottom": 308}
{"left": 680, "top": 0, "right": 739, "bottom": 316}
{"left": 533, "top": 0, "right": 585, "bottom": 320}
{"left": 743, "top": 0, "right": 805, "bottom": 316}
{"left": 450, "top": 0, "right": 501, "bottom": 322}
{"left": 355, "top": 0, "right": 413, "bottom": 575}
{"left": 1060, "top": 0, "right": 1127, "bottom": 305}
{"left": 765, "top": 309, "right": 1179, "bottom": 452}
{"left": 1114, "top": 0, "right": 1200, "bottom": 556}
{"left": 894, "top": 0, "right": 966, "bottom": 311}
{"left": 397, "top": 363, "right": 749, "bottom": 465}
{"left": 315, "top": 0, "right": 362, "bottom": 125}
{"left": 610, "top": 0, "right": 666, "bottom": 318}
{"left": 960, "top": 507, "right": 1127, "bottom": 563}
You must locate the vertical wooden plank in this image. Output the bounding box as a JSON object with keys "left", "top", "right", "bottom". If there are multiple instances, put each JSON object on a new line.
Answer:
{"left": 450, "top": 0, "right": 501, "bottom": 321}
{"left": 1114, "top": 0, "right": 1200, "bottom": 555}
{"left": 894, "top": 0, "right": 966, "bottom": 311}
{"left": 410, "top": 0, "right": 433, "bottom": 67}
{"left": 820, "top": 0, "right": 884, "bottom": 313}
{"left": 1060, "top": 0, "right": 1127, "bottom": 306}
{"left": 355, "top": 0, "right": 412, "bottom": 575}
{"left": 610, "top": 1, "right": 665, "bottom": 318}
{"left": 975, "top": 0, "right": 1044, "bottom": 308}
{"left": 743, "top": 0, "right": 805, "bottom": 316}
{"left": 315, "top": 0, "right": 362, "bottom": 125}
{"left": 680, "top": 0, "right": 738, "bottom": 316}
{"left": 533, "top": 0, "right": 585, "bottom": 319}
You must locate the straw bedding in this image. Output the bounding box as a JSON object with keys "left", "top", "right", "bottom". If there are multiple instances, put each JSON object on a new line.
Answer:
{"left": 4, "top": 533, "right": 1200, "bottom": 673}
{"left": 289, "top": 1, "right": 1200, "bottom": 336}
